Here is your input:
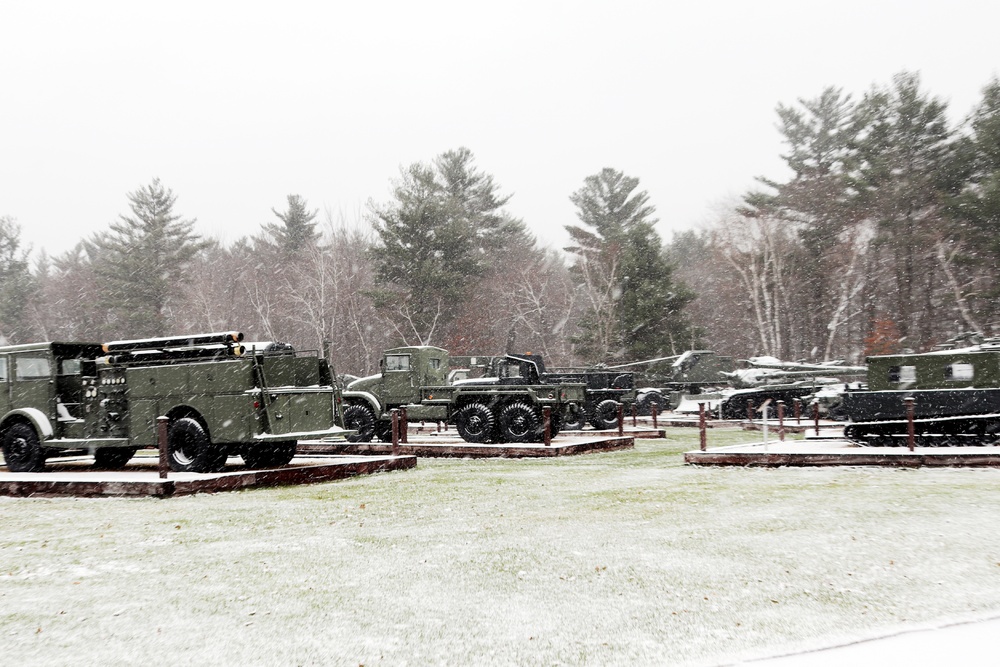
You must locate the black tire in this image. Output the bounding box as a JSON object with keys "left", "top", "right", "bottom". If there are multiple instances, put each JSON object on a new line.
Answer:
{"left": 637, "top": 391, "right": 667, "bottom": 416}
{"left": 343, "top": 404, "right": 376, "bottom": 443}
{"left": 588, "top": 399, "right": 621, "bottom": 430}
{"left": 455, "top": 403, "right": 496, "bottom": 443}
{"left": 93, "top": 447, "right": 138, "bottom": 469}
{"left": 2, "top": 422, "right": 45, "bottom": 472}
{"left": 168, "top": 417, "right": 227, "bottom": 473}
{"left": 561, "top": 409, "right": 587, "bottom": 431}
{"left": 374, "top": 420, "right": 393, "bottom": 443}
{"left": 498, "top": 402, "right": 541, "bottom": 443}
{"left": 241, "top": 442, "right": 297, "bottom": 469}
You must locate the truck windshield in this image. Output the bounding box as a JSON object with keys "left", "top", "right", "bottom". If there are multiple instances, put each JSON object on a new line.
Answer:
{"left": 385, "top": 355, "right": 410, "bottom": 371}
{"left": 0, "top": 357, "right": 6, "bottom": 381}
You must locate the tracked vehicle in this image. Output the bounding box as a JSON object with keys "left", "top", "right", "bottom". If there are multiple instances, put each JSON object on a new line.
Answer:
{"left": 0, "top": 332, "right": 345, "bottom": 473}
{"left": 842, "top": 337, "right": 1000, "bottom": 445}
{"left": 606, "top": 351, "right": 734, "bottom": 414}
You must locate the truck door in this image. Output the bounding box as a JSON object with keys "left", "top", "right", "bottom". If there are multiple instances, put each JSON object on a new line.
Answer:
{"left": 381, "top": 353, "right": 417, "bottom": 407}
{"left": 0, "top": 355, "right": 9, "bottom": 417}
{"left": 10, "top": 352, "right": 54, "bottom": 420}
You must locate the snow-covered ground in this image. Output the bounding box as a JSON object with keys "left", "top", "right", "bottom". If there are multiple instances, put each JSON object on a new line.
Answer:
{"left": 3, "top": 428, "right": 1000, "bottom": 665}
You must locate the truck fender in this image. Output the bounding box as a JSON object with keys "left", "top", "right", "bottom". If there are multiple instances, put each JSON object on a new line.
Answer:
{"left": 1, "top": 408, "right": 55, "bottom": 440}
{"left": 341, "top": 391, "right": 383, "bottom": 416}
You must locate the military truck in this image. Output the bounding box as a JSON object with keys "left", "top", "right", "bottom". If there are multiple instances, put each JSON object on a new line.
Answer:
{"left": 0, "top": 332, "right": 346, "bottom": 473}
{"left": 341, "top": 346, "right": 585, "bottom": 443}
{"left": 466, "top": 354, "right": 635, "bottom": 431}
{"left": 842, "top": 336, "right": 1000, "bottom": 445}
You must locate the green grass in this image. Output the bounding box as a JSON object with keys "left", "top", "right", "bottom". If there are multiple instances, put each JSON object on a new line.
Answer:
{"left": 3, "top": 427, "right": 1000, "bottom": 665}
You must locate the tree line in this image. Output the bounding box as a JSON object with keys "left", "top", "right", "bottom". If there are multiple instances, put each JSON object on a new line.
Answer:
{"left": 1, "top": 71, "right": 998, "bottom": 370}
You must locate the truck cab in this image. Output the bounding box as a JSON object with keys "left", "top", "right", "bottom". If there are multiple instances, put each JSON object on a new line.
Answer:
{"left": 347, "top": 346, "right": 450, "bottom": 408}
{"left": 0, "top": 342, "right": 111, "bottom": 470}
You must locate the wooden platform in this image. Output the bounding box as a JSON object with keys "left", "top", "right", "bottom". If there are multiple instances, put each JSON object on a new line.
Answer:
{"left": 299, "top": 434, "right": 635, "bottom": 458}
{"left": 685, "top": 439, "right": 1000, "bottom": 467}
{"left": 0, "top": 454, "right": 416, "bottom": 498}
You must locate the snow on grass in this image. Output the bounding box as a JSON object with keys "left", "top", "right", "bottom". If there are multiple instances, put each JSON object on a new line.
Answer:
{"left": 3, "top": 428, "right": 1000, "bottom": 665}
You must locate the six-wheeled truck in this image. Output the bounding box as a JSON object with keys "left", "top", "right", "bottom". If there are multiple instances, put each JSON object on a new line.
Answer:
{"left": 470, "top": 354, "right": 636, "bottom": 431}
{"left": 0, "top": 332, "right": 346, "bottom": 473}
{"left": 342, "top": 346, "right": 585, "bottom": 443}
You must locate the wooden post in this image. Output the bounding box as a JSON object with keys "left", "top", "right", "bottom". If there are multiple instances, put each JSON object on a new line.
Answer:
{"left": 813, "top": 401, "right": 820, "bottom": 437}
{"left": 793, "top": 398, "right": 802, "bottom": 424}
{"left": 157, "top": 416, "right": 169, "bottom": 479}
{"left": 698, "top": 402, "right": 707, "bottom": 451}
{"left": 390, "top": 408, "right": 400, "bottom": 455}
{"left": 543, "top": 407, "right": 552, "bottom": 446}
{"left": 631, "top": 403, "right": 637, "bottom": 428}
{"left": 651, "top": 404, "right": 658, "bottom": 429}
{"left": 399, "top": 406, "right": 408, "bottom": 443}
{"left": 437, "top": 421, "right": 442, "bottom": 433}
{"left": 777, "top": 400, "right": 785, "bottom": 441}
{"left": 617, "top": 403, "right": 624, "bottom": 436}
{"left": 905, "top": 397, "right": 916, "bottom": 452}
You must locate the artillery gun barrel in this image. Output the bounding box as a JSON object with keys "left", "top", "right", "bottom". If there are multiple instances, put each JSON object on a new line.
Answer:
{"left": 102, "top": 331, "right": 244, "bottom": 353}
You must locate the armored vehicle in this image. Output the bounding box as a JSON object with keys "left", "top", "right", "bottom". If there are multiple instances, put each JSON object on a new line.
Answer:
{"left": 607, "top": 351, "right": 734, "bottom": 413}
{"left": 0, "top": 332, "right": 345, "bottom": 473}
{"left": 842, "top": 337, "right": 1000, "bottom": 445}
{"left": 341, "top": 346, "right": 585, "bottom": 444}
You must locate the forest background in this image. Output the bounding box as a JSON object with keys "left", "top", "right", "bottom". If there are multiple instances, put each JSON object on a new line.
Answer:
{"left": 2, "top": 71, "right": 999, "bottom": 376}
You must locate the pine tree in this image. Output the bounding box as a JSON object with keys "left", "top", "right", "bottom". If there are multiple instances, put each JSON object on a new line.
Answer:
{"left": 262, "top": 194, "right": 319, "bottom": 254}
{"left": 94, "top": 179, "right": 208, "bottom": 337}
{"left": 566, "top": 168, "right": 693, "bottom": 361}
{"left": 851, "top": 72, "right": 958, "bottom": 346}
{"left": 741, "top": 87, "right": 860, "bottom": 355}
{"left": 369, "top": 148, "right": 533, "bottom": 345}
{"left": 952, "top": 78, "right": 1000, "bottom": 327}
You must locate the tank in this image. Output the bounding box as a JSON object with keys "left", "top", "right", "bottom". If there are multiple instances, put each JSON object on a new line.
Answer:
{"left": 841, "top": 335, "right": 1000, "bottom": 445}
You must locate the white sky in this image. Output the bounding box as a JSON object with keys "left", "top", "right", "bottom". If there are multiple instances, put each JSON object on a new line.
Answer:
{"left": 2, "top": 0, "right": 998, "bottom": 258}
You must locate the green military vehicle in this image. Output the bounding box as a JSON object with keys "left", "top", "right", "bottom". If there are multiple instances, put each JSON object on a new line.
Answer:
{"left": 842, "top": 336, "right": 1000, "bottom": 445}
{"left": 467, "top": 353, "right": 636, "bottom": 431}
{"left": 607, "top": 351, "right": 735, "bottom": 413}
{"left": 0, "top": 332, "right": 346, "bottom": 473}
{"left": 341, "top": 346, "right": 585, "bottom": 443}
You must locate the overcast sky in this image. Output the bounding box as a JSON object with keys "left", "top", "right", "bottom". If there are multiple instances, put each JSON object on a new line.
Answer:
{"left": 2, "top": 0, "right": 998, "bottom": 258}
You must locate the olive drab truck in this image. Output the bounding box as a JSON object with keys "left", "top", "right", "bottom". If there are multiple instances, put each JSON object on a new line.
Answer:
{"left": 470, "top": 353, "right": 637, "bottom": 431}
{"left": 0, "top": 332, "right": 347, "bottom": 473}
{"left": 341, "top": 346, "right": 585, "bottom": 444}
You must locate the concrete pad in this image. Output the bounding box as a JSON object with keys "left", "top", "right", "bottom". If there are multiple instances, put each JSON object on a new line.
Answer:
{"left": 0, "top": 454, "right": 416, "bottom": 498}
{"left": 299, "top": 434, "right": 634, "bottom": 458}
{"left": 685, "top": 439, "right": 1000, "bottom": 467}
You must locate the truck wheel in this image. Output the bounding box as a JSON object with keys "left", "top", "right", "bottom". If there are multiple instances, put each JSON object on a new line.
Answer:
{"left": 498, "top": 402, "right": 541, "bottom": 443}
{"left": 561, "top": 410, "right": 586, "bottom": 431}
{"left": 168, "top": 417, "right": 227, "bottom": 473}
{"left": 343, "top": 404, "right": 376, "bottom": 442}
{"left": 93, "top": 447, "right": 138, "bottom": 469}
{"left": 637, "top": 391, "right": 667, "bottom": 416}
{"left": 455, "top": 403, "right": 496, "bottom": 443}
{"left": 2, "top": 422, "right": 45, "bottom": 472}
{"left": 588, "top": 399, "right": 620, "bottom": 430}
{"left": 241, "top": 442, "right": 297, "bottom": 469}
